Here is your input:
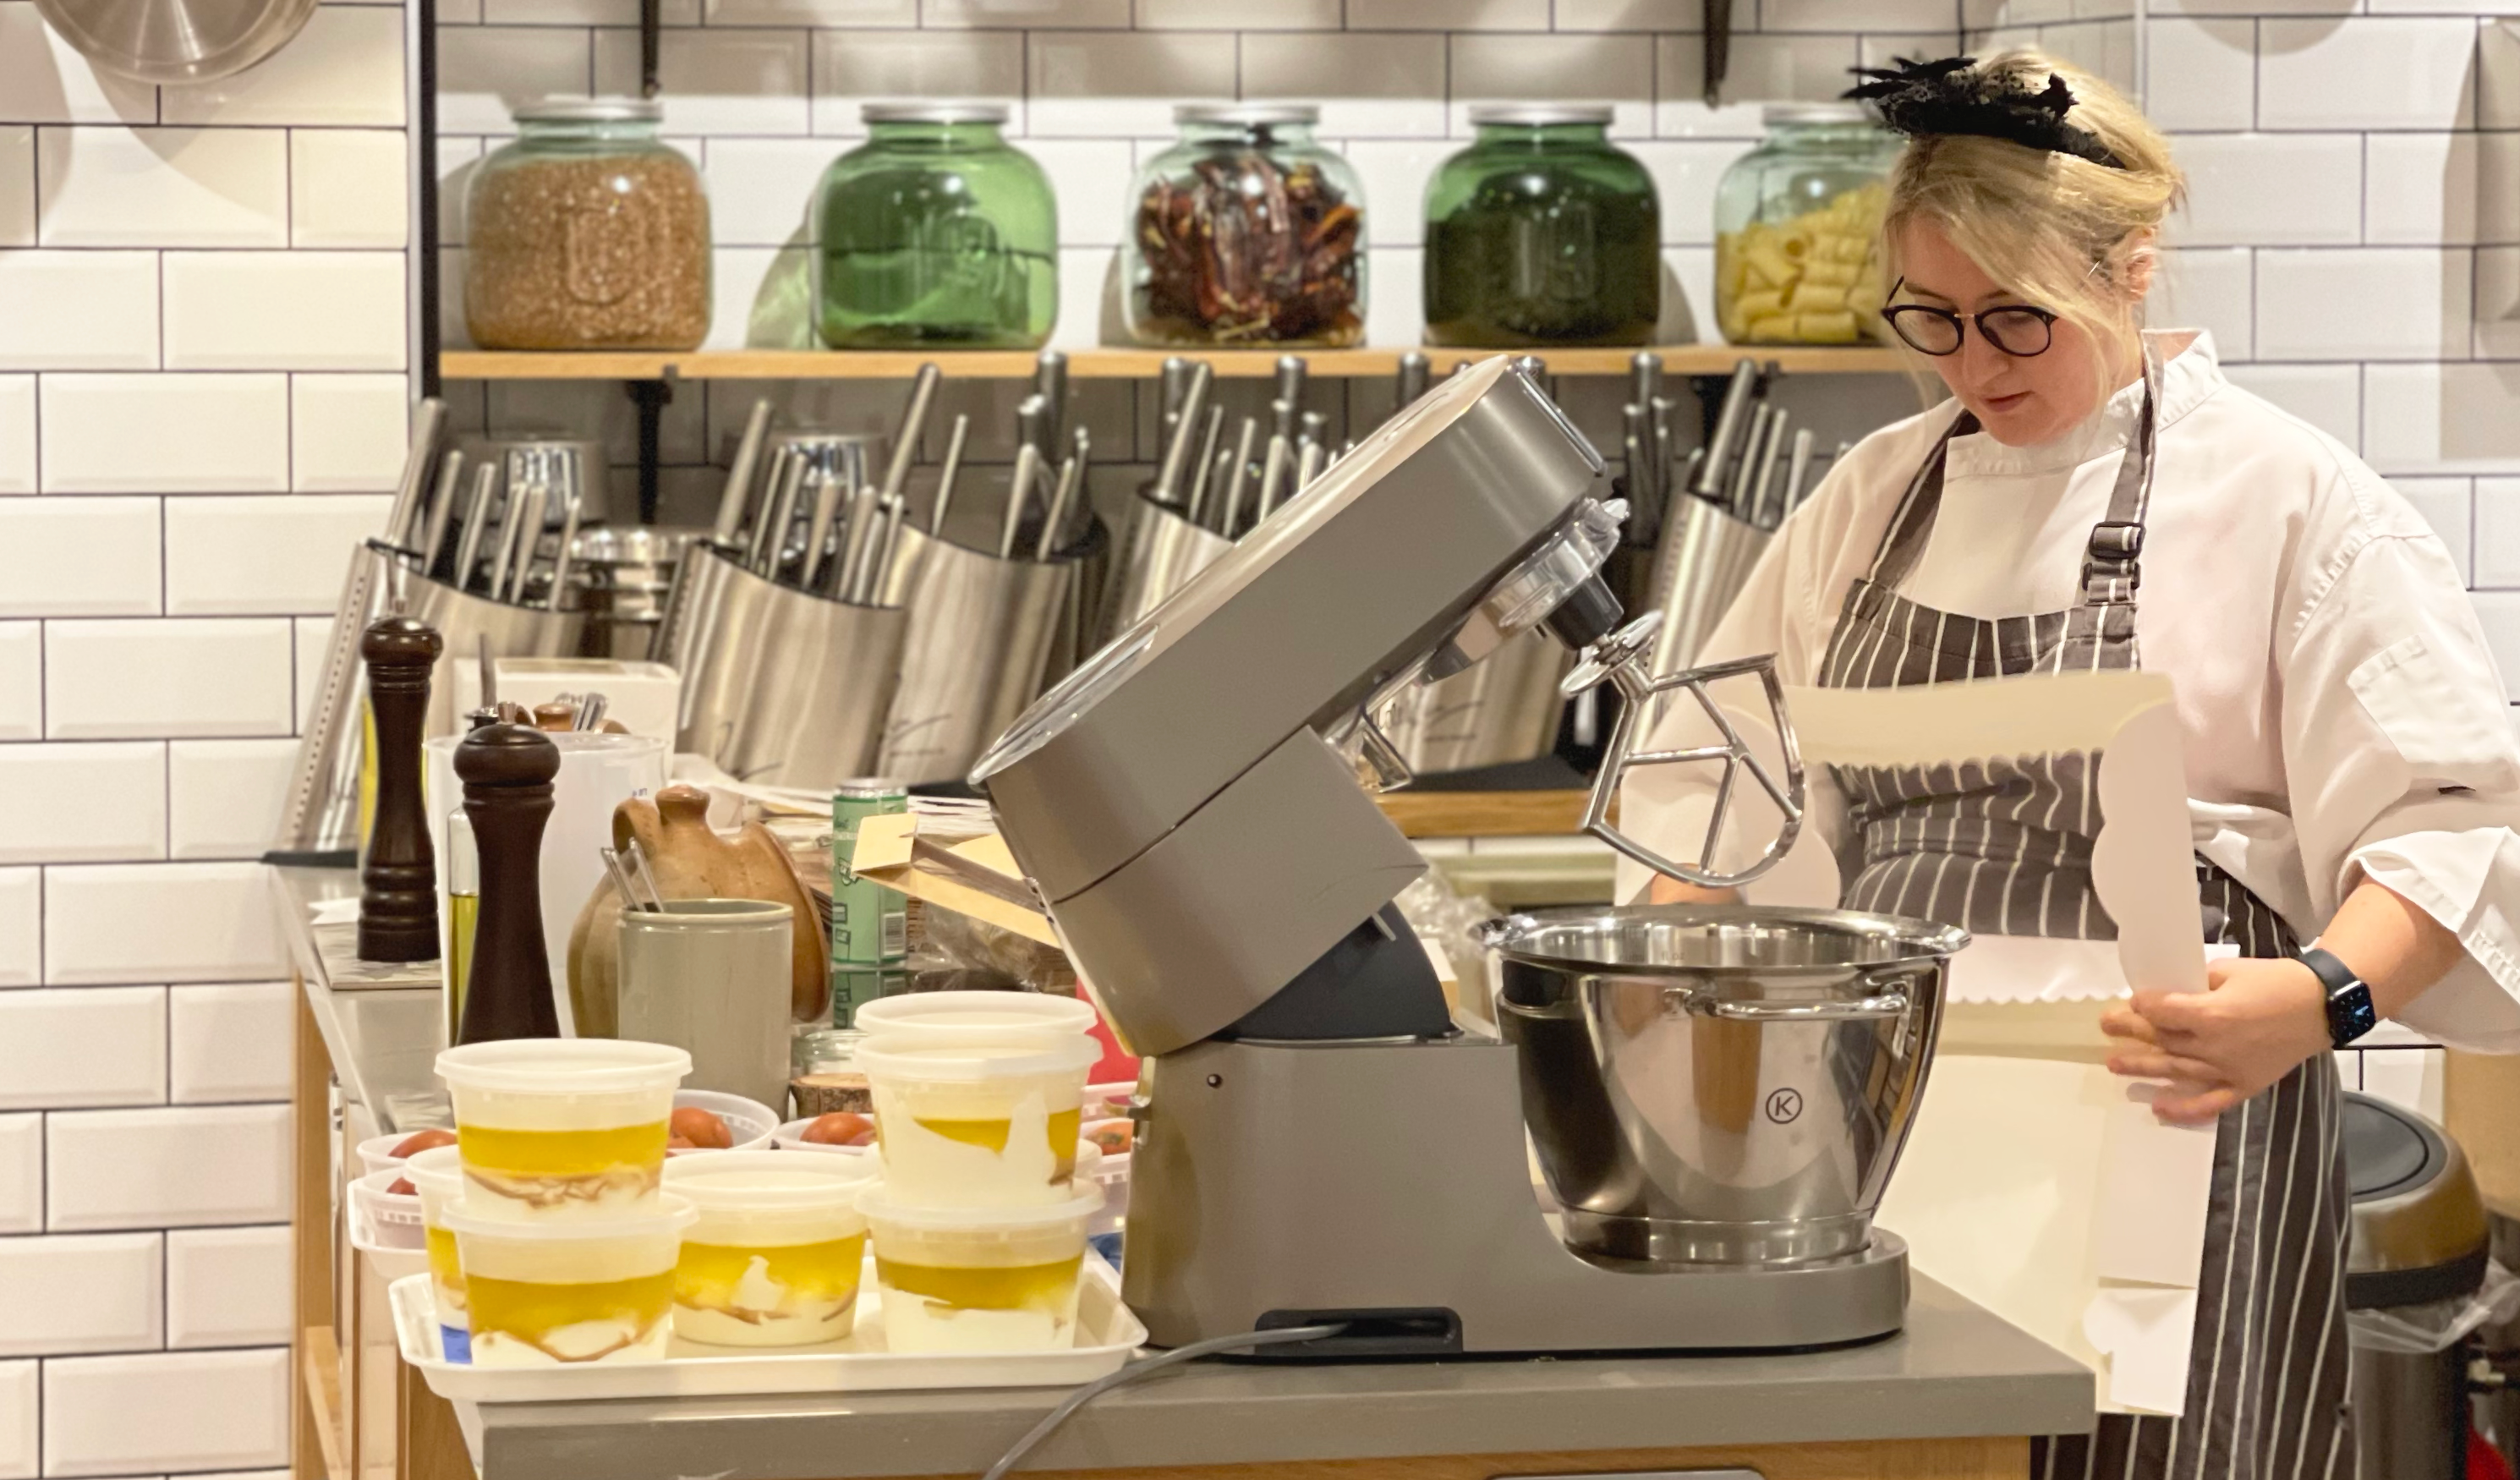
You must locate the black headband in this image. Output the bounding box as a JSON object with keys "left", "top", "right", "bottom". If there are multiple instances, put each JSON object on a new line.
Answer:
{"left": 1844, "top": 56, "right": 2127, "bottom": 171}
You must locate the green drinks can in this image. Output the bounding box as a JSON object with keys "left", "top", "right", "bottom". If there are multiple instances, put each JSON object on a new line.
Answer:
{"left": 830, "top": 779, "right": 909, "bottom": 1028}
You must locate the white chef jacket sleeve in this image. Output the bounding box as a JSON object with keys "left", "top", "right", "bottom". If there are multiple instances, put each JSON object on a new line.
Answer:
{"left": 2282, "top": 524, "right": 2520, "bottom": 1051}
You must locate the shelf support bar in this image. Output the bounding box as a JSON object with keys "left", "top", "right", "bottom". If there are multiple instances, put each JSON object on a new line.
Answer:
{"left": 638, "top": 0, "right": 660, "bottom": 97}
{"left": 626, "top": 377, "right": 672, "bottom": 525}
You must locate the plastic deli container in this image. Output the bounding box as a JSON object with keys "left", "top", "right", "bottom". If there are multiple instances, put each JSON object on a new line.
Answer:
{"left": 856, "top": 1034, "right": 1099, "bottom": 1208}
{"left": 351, "top": 1168, "right": 428, "bottom": 1286}
{"left": 355, "top": 1128, "right": 457, "bottom": 1178}
{"left": 405, "top": 1146, "right": 474, "bottom": 1362}
{"left": 859, "top": 1185, "right": 1104, "bottom": 1354}
{"left": 443, "top": 1197, "right": 697, "bottom": 1367}
{"left": 671, "top": 1089, "right": 779, "bottom": 1155}
{"left": 661, "top": 1151, "right": 879, "bottom": 1347}
{"left": 436, "top": 1039, "right": 690, "bottom": 1221}
{"left": 849, "top": 991, "right": 1098, "bottom": 1043}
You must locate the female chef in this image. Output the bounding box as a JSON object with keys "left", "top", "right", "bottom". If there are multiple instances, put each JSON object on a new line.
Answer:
{"left": 1635, "top": 52, "right": 2520, "bottom": 1477}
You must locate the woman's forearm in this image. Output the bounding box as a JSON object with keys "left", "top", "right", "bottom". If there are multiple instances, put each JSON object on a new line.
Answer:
{"left": 2317, "top": 877, "right": 2467, "bottom": 1019}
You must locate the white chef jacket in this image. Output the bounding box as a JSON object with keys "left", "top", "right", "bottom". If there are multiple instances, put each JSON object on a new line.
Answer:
{"left": 1618, "top": 330, "right": 2520, "bottom": 1051}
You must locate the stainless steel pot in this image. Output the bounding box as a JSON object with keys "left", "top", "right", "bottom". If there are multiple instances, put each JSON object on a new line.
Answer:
{"left": 1483, "top": 904, "right": 1965, "bottom": 1266}
{"left": 566, "top": 525, "right": 703, "bottom": 660}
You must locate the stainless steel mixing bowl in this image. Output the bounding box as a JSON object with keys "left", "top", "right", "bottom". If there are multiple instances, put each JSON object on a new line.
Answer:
{"left": 1484, "top": 905, "right": 1966, "bottom": 1267}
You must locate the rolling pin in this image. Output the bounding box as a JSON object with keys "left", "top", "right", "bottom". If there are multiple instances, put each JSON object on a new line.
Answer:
{"left": 356, "top": 616, "right": 443, "bottom": 962}
{"left": 453, "top": 722, "right": 563, "bottom": 1043}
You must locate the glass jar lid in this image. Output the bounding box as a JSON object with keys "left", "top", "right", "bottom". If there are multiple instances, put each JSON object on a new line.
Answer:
{"left": 512, "top": 96, "right": 662, "bottom": 124}
{"left": 1173, "top": 102, "right": 1319, "bottom": 127}
{"left": 1467, "top": 104, "right": 1614, "bottom": 127}
{"left": 862, "top": 101, "right": 1011, "bottom": 125}
{"left": 1762, "top": 102, "right": 1873, "bottom": 127}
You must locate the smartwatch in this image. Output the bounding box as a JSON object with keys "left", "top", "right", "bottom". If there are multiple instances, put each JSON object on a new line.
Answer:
{"left": 2298, "top": 946, "right": 2378, "bottom": 1048}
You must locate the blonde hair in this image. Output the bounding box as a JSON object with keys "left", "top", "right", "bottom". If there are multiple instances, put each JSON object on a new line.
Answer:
{"left": 1879, "top": 51, "right": 2184, "bottom": 393}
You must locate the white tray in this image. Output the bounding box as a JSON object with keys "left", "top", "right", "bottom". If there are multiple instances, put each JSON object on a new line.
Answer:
{"left": 388, "top": 1255, "right": 1146, "bottom": 1404}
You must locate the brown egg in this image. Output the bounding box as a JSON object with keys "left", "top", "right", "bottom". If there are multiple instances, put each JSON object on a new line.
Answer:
{"left": 667, "top": 1136, "right": 697, "bottom": 1151}
{"left": 803, "top": 1111, "right": 874, "bottom": 1148}
{"left": 386, "top": 1177, "right": 416, "bottom": 1196}
{"left": 391, "top": 1127, "right": 457, "bottom": 1159}
{"left": 1085, "top": 1121, "right": 1132, "bottom": 1155}
{"left": 670, "top": 1105, "right": 732, "bottom": 1149}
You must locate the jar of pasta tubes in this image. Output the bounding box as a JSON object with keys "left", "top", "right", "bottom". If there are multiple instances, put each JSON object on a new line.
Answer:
{"left": 1712, "top": 105, "right": 1899, "bottom": 347}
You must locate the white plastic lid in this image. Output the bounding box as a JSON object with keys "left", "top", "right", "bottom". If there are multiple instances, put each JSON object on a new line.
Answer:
{"left": 436, "top": 1038, "right": 692, "bottom": 1094}
{"left": 857, "top": 1182, "right": 1102, "bottom": 1232}
{"left": 851, "top": 990, "right": 1097, "bottom": 1038}
{"left": 441, "top": 1194, "right": 698, "bottom": 1242}
{"left": 855, "top": 1032, "right": 1100, "bottom": 1082}
{"left": 405, "top": 1144, "right": 465, "bottom": 1197}
{"left": 663, "top": 1149, "right": 877, "bottom": 1209}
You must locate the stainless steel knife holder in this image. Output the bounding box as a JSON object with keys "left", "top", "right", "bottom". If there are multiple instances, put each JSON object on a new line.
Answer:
{"left": 1375, "top": 626, "right": 1571, "bottom": 776}
{"left": 1097, "top": 486, "right": 1235, "bottom": 647}
{"left": 669, "top": 545, "right": 907, "bottom": 788}
{"left": 875, "top": 527, "right": 1090, "bottom": 787}
{"left": 1646, "top": 491, "right": 1773, "bottom": 706}
{"left": 405, "top": 573, "right": 588, "bottom": 733}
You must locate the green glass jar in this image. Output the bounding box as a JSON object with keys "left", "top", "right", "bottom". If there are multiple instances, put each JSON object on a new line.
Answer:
{"left": 1713, "top": 104, "right": 1900, "bottom": 346}
{"left": 465, "top": 98, "right": 712, "bottom": 352}
{"left": 1126, "top": 105, "right": 1366, "bottom": 348}
{"left": 812, "top": 103, "right": 1058, "bottom": 351}
{"left": 1424, "top": 107, "right": 1660, "bottom": 348}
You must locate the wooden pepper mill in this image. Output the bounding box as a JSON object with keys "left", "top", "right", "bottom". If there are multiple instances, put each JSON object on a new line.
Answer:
{"left": 453, "top": 722, "right": 562, "bottom": 1044}
{"left": 356, "top": 615, "right": 443, "bottom": 962}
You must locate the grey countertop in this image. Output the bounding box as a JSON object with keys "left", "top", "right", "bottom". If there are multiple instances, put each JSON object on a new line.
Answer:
{"left": 275, "top": 863, "right": 2092, "bottom": 1477}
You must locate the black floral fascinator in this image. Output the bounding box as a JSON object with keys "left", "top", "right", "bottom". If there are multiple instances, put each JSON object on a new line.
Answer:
{"left": 1844, "top": 56, "right": 2126, "bottom": 170}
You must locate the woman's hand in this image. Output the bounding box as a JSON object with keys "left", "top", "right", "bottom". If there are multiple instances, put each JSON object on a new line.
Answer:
{"left": 1647, "top": 875, "right": 1741, "bottom": 905}
{"left": 2101, "top": 958, "right": 2331, "bottom": 1126}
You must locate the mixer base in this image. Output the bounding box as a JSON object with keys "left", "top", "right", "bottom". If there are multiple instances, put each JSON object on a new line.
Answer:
{"left": 1123, "top": 1034, "right": 1911, "bottom": 1356}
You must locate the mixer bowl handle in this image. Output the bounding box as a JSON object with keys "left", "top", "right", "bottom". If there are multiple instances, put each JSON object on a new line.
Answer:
{"left": 1562, "top": 611, "right": 1805, "bottom": 891}
{"left": 1702, "top": 992, "right": 1910, "bottom": 1022}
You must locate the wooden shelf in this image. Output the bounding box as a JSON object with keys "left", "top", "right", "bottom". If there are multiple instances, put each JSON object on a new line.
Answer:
{"left": 1377, "top": 787, "right": 1615, "bottom": 839}
{"left": 439, "top": 345, "right": 1904, "bottom": 382}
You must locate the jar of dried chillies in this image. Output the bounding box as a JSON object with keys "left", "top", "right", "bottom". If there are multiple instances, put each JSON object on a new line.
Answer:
{"left": 1126, "top": 104, "right": 1366, "bottom": 349}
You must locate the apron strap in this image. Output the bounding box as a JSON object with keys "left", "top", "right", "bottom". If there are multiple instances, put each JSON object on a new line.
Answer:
{"left": 1862, "top": 408, "right": 1979, "bottom": 591}
{"left": 2079, "top": 370, "right": 2159, "bottom": 608}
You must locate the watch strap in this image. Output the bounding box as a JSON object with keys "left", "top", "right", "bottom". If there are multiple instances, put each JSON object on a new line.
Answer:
{"left": 2300, "top": 946, "right": 2377, "bottom": 1048}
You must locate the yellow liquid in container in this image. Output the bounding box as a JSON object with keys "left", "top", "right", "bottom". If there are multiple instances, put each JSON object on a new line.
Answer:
{"left": 445, "top": 891, "right": 477, "bottom": 1043}
{"left": 908, "top": 1108, "right": 1080, "bottom": 1171}
{"left": 466, "top": 1270, "right": 673, "bottom": 1362}
{"left": 876, "top": 1254, "right": 1082, "bottom": 1313}
{"left": 461, "top": 1120, "right": 669, "bottom": 1177}
{"left": 425, "top": 1225, "right": 468, "bottom": 1316}
{"left": 679, "top": 1236, "right": 866, "bottom": 1307}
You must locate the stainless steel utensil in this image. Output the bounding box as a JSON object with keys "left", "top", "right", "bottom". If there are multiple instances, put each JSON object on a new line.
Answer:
{"left": 420, "top": 448, "right": 466, "bottom": 580}
{"left": 1033, "top": 352, "right": 1068, "bottom": 457}
{"left": 715, "top": 400, "right": 775, "bottom": 549}
{"left": 384, "top": 398, "right": 448, "bottom": 552}
{"left": 1692, "top": 359, "right": 1759, "bottom": 501}
{"left": 1394, "top": 351, "right": 1431, "bottom": 412}
{"left": 931, "top": 414, "right": 971, "bottom": 537}
{"left": 1000, "top": 442, "right": 1043, "bottom": 559}
{"left": 1749, "top": 408, "right": 1791, "bottom": 528}
{"left": 1183, "top": 404, "right": 1225, "bottom": 524}
{"left": 1153, "top": 363, "right": 1213, "bottom": 506}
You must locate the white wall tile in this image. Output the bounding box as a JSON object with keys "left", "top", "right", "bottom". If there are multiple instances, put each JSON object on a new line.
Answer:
{"left": 0, "top": 1116, "right": 36, "bottom": 1232}
{"left": 0, "top": 988, "right": 166, "bottom": 1110}
{"left": 2224, "top": 362, "right": 2362, "bottom": 452}
{"left": 163, "top": 496, "right": 390, "bottom": 617}
{"left": 484, "top": 0, "right": 689, "bottom": 24}
{"left": 1031, "top": 139, "right": 1134, "bottom": 250}
{"left": 436, "top": 27, "right": 592, "bottom": 136}
{"left": 159, "top": 7, "right": 403, "bottom": 126}
{"left": 697, "top": 137, "right": 826, "bottom": 247}
{"left": 166, "top": 981, "right": 291, "bottom": 1105}
{"left": 0, "top": 625, "right": 36, "bottom": 743}
{"left": 44, "top": 619, "right": 293, "bottom": 741}
{"left": 290, "top": 130, "right": 410, "bottom": 249}
{"left": 436, "top": 135, "right": 485, "bottom": 248}
{"left": 162, "top": 252, "right": 405, "bottom": 372}
{"left": 41, "top": 1348, "right": 289, "bottom": 1476}
{"left": 2393, "top": 475, "right": 2474, "bottom": 582}
{"left": 922, "top": 0, "right": 1124, "bottom": 25}
{"left": 808, "top": 30, "right": 1022, "bottom": 135}
{"left": 1631, "top": 139, "right": 1759, "bottom": 248}
{"left": 1244, "top": 33, "right": 1448, "bottom": 140}
{"left": 165, "top": 1226, "right": 290, "bottom": 1348}
{"left": 45, "top": 1105, "right": 290, "bottom": 1231}
{"left": 1364, "top": 245, "right": 1422, "bottom": 350}
{"left": 0, "top": 498, "right": 161, "bottom": 618}
{"left": 594, "top": 30, "right": 809, "bottom": 135}
{"left": 0, "top": 1233, "right": 162, "bottom": 1355}
{"left": 1347, "top": 0, "right": 1542, "bottom": 25}
{"left": 703, "top": 0, "right": 903, "bottom": 25}
{"left": 1026, "top": 32, "right": 1234, "bottom": 137}
{"left": 167, "top": 743, "right": 295, "bottom": 863}
{"left": 36, "top": 129, "right": 288, "bottom": 249}
{"left": 0, "top": 126, "right": 28, "bottom": 246}
{"left": 2479, "top": 133, "right": 2520, "bottom": 245}
{"left": 1763, "top": 0, "right": 1951, "bottom": 25}
{"left": 0, "top": 868, "right": 29, "bottom": 989}
{"left": 0, "top": 251, "right": 158, "bottom": 370}
{"left": 2255, "top": 249, "right": 2472, "bottom": 362}
{"left": 0, "top": 3, "right": 156, "bottom": 124}
{"left": 2368, "top": 133, "right": 2479, "bottom": 248}
{"left": 0, "top": 743, "right": 166, "bottom": 864}
{"left": 2260, "top": 17, "right": 2477, "bottom": 133}
{"left": 40, "top": 375, "right": 289, "bottom": 494}
{"left": 2485, "top": 20, "right": 2520, "bottom": 129}
{"left": 1138, "top": 0, "right": 1332, "bottom": 23}
{"left": 293, "top": 374, "right": 413, "bottom": 494}
{"left": 1559, "top": 0, "right": 1726, "bottom": 26}
{"left": 2146, "top": 16, "right": 2254, "bottom": 132}
{"left": 2477, "top": 477, "right": 2520, "bottom": 588}
{"left": 43, "top": 863, "right": 286, "bottom": 987}
{"left": 2366, "top": 362, "right": 2520, "bottom": 474}
{"left": 2172, "top": 134, "right": 2363, "bottom": 248}
{"left": 1449, "top": 33, "right": 1654, "bottom": 139}
{"left": 1339, "top": 140, "right": 1449, "bottom": 251}
{"left": 1656, "top": 35, "right": 1853, "bottom": 140}
{"left": 0, "top": 375, "right": 30, "bottom": 493}
{"left": 2158, "top": 247, "right": 2253, "bottom": 362}
{"left": 702, "top": 244, "right": 807, "bottom": 350}
{"left": 0, "top": 1361, "right": 30, "bottom": 1480}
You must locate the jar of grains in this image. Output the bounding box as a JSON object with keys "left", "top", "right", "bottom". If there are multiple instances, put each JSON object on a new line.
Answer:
{"left": 465, "top": 98, "right": 712, "bottom": 352}
{"left": 1126, "top": 104, "right": 1365, "bottom": 348}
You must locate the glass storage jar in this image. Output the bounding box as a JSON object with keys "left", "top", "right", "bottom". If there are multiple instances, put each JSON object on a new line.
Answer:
{"left": 465, "top": 98, "right": 712, "bottom": 352}
{"left": 1126, "top": 104, "right": 1365, "bottom": 348}
{"left": 813, "top": 103, "right": 1059, "bottom": 351}
{"left": 1712, "top": 104, "right": 1900, "bottom": 347}
{"left": 1423, "top": 107, "right": 1660, "bottom": 348}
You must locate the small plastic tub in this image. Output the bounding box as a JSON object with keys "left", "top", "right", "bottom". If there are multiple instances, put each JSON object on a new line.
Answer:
{"left": 851, "top": 991, "right": 1097, "bottom": 1043}
{"left": 354, "top": 1127, "right": 456, "bottom": 1179}
{"left": 661, "top": 1150, "right": 879, "bottom": 1347}
{"left": 856, "top": 1033, "right": 1100, "bottom": 1208}
{"left": 442, "top": 1197, "right": 696, "bottom": 1367}
{"left": 670, "top": 1089, "right": 778, "bottom": 1155}
{"left": 858, "top": 1184, "right": 1104, "bottom": 1354}
{"left": 405, "top": 1146, "right": 472, "bottom": 1363}
{"left": 773, "top": 1115, "right": 876, "bottom": 1156}
{"left": 436, "top": 1039, "right": 690, "bottom": 1221}
{"left": 350, "top": 1167, "right": 428, "bottom": 1285}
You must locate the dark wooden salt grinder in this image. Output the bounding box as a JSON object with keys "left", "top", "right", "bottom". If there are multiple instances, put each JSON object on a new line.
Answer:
{"left": 452, "top": 722, "right": 562, "bottom": 1044}
{"left": 355, "top": 616, "right": 443, "bottom": 962}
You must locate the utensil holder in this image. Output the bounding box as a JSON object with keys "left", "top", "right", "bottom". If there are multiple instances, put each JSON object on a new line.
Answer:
{"left": 876, "top": 529, "right": 1088, "bottom": 787}
{"left": 1376, "top": 626, "right": 1572, "bottom": 776}
{"left": 405, "top": 573, "right": 589, "bottom": 736}
{"left": 1095, "top": 488, "right": 1235, "bottom": 648}
{"left": 672, "top": 547, "right": 907, "bottom": 787}
{"left": 1646, "top": 492, "right": 1772, "bottom": 692}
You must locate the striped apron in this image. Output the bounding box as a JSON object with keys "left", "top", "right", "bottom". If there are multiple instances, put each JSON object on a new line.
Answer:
{"left": 1822, "top": 393, "right": 2356, "bottom": 1479}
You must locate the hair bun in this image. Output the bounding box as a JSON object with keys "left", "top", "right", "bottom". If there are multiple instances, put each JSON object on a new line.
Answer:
{"left": 1847, "top": 55, "right": 2127, "bottom": 170}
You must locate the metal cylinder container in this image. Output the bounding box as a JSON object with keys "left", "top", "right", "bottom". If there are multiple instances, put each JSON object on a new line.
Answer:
{"left": 1097, "top": 488, "right": 1235, "bottom": 646}
{"left": 673, "top": 548, "right": 907, "bottom": 787}
{"left": 1646, "top": 491, "right": 1772, "bottom": 686}
{"left": 565, "top": 525, "right": 703, "bottom": 660}
{"left": 876, "top": 529, "right": 1087, "bottom": 787}
{"left": 2343, "top": 1092, "right": 2491, "bottom": 1480}
{"left": 404, "top": 573, "right": 589, "bottom": 736}
{"left": 1375, "top": 626, "right": 1570, "bottom": 776}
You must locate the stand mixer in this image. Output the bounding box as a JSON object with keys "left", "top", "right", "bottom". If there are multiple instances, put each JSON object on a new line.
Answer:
{"left": 972, "top": 358, "right": 1965, "bottom": 1357}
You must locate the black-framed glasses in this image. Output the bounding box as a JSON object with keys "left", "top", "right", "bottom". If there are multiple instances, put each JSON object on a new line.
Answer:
{"left": 1879, "top": 280, "right": 2060, "bottom": 358}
